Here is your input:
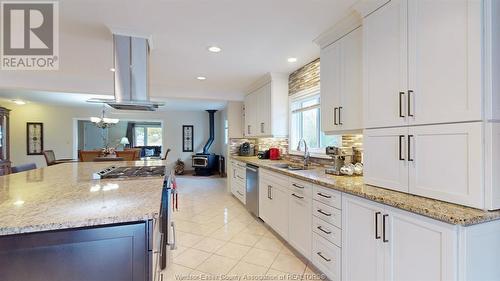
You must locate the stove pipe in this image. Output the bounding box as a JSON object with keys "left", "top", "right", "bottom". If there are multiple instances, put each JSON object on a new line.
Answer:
{"left": 202, "top": 110, "right": 217, "bottom": 154}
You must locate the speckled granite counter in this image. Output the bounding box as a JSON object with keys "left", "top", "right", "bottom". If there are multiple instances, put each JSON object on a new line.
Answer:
{"left": 0, "top": 161, "right": 165, "bottom": 236}
{"left": 232, "top": 156, "right": 500, "bottom": 226}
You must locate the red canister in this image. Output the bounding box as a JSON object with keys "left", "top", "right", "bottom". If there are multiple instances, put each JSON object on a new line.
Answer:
{"left": 268, "top": 148, "right": 281, "bottom": 160}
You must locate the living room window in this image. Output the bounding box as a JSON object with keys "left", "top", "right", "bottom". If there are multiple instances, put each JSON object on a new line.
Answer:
{"left": 290, "top": 88, "right": 340, "bottom": 156}
{"left": 134, "top": 125, "right": 162, "bottom": 146}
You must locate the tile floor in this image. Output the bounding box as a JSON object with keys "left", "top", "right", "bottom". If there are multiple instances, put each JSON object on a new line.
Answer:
{"left": 162, "top": 175, "right": 324, "bottom": 281}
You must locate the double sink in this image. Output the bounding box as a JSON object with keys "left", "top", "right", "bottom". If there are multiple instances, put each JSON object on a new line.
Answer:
{"left": 271, "top": 163, "right": 310, "bottom": 171}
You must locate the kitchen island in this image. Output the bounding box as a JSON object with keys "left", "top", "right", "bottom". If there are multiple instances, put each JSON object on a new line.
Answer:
{"left": 0, "top": 161, "right": 165, "bottom": 281}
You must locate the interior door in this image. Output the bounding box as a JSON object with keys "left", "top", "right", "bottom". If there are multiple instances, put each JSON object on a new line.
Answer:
{"left": 342, "top": 194, "right": 385, "bottom": 281}
{"left": 320, "top": 39, "right": 341, "bottom": 133}
{"left": 363, "top": 0, "right": 408, "bottom": 129}
{"left": 364, "top": 127, "right": 409, "bottom": 193}
{"left": 408, "top": 122, "right": 484, "bottom": 208}
{"left": 384, "top": 207, "right": 457, "bottom": 281}
{"left": 408, "top": 0, "right": 482, "bottom": 125}
{"left": 338, "top": 26, "right": 363, "bottom": 132}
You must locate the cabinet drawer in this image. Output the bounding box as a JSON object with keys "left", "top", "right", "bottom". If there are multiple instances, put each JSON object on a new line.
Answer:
{"left": 234, "top": 181, "right": 246, "bottom": 204}
{"left": 313, "top": 185, "right": 341, "bottom": 209}
{"left": 313, "top": 200, "right": 341, "bottom": 228}
{"left": 289, "top": 178, "right": 313, "bottom": 197}
{"left": 312, "top": 233, "right": 341, "bottom": 281}
{"left": 312, "top": 216, "right": 341, "bottom": 247}
{"left": 261, "top": 169, "right": 289, "bottom": 190}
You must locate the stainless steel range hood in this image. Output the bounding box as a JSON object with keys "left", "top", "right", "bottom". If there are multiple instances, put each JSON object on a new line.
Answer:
{"left": 88, "top": 34, "right": 163, "bottom": 111}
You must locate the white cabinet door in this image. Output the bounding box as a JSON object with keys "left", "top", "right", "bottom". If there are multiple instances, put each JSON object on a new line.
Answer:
{"left": 408, "top": 122, "right": 484, "bottom": 208}
{"left": 259, "top": 179, "right": 273, "bottom": 223}
{"left": 338, "top": 27, "right": 363, "bottom": 131}
{"left": 320, "top": 40, "right": 341, "bottom": 133}
{"left": 257, "top": 83, "right": 272, "bottom": 136}
{"left": 408, "top": 0, "right": 482, "bottom": 125}
{"left": 288, "top": 193, "right": 312, "bottom": 259}
{"left": 342, "top": 194, "right": 385, "bottom": 281}
{"left": 364, "top": 127, "right": 409, "bottom": 193}
{"left": 270, "top": 185, "right": 289, "bottom": 240}
{"left": 244, "top": 94, "right": 254, "bottom": 137}
{"left": 384, "top": 207, "right": 457, "bottom": 281}
{"left": 363, "top": 0, "right": 408, "bottom": 129}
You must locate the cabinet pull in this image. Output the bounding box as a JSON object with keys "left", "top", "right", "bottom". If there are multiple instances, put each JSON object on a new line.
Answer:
{"left": 317, "top": 226, "right": 332, "bottom": 235}
{"left": 292, "top": 193, "right": 304, "bottom": 199}
{"left": 260, "top": 122, "right": 264, "bottom": 133}
{"left": 316, "top": 252, "right": 331, "bottom": 262}
{"left": 374, "top": 212, "right": 381, "bottom": 240}
{"left": 237, "top": 175, "right": 244, "bottom": 180}
{"left": 333, "top": 107, "right": 338, "bottom": 125}
{"left": 247, "top": 125, "right": 251, "bottom": 135}
{"left": 267, "top": 185, "right": 271, "bottom": 199}
{"left": 383, "top": 214, "right": 389, "bottom": 243}
{"left": 408, "top": 135, "right": 414, "bottom": 162}
{"left": 338, "top": 106, "right": 343, "bottom": 125}
{"left": 408, "top": 90, "right": 414, "bottom": 117}
{"left": 317, "top": 209, "right": 332, "bottom": 217}
{"left": 317, "top": 192, "right": 331, "bottom": 199}
{"left": 269, "top": 185, "right": 273, "bottom": 200}
{"left": 399, "top": 92, "right": 405, "bottom": 117}
{"left": 237, "top": 190, "right": 244, "bottom": 196}
{"left": 292, "top": 183, "right": 305, "bottom": 189}
{"left": 398, "top": 135, "right": 405, "bottom": 161}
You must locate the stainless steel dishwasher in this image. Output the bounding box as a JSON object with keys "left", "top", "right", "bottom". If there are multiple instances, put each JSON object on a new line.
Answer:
{"left": 246, "top": 164, "right": 259, "bottom": 217}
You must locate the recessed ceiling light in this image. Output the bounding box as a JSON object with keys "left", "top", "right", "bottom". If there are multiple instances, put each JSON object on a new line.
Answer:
{"left": 287, "top": 57, "right": 298, "bottom": 63}
{"left": 208, "top": 46, "right": 222, "bottom": 53}
{"left": 12, "top": 99, "right": 26, "bottom": 105}
{"left": 196, "top": 76, "right": 207, "bottom": 81}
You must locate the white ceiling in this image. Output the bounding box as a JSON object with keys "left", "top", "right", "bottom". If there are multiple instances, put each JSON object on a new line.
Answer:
{"left": 0, "top": 89, "right": 227, "bottom": 111}
{"left": 0, "top": 0, "right": 357, "bottom": 103}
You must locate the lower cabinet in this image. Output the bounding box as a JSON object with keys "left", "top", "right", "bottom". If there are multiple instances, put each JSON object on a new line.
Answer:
{"left": 230, "top": 160, "right": 246, "bottom": 204}
{"left": 342, "top": 194, "right": 457, "bottom": 281}
{"left": 259, "top": 171, "right": 289, "bottom": 240}
{"left": 288, "top": 190, "right": 312, "bottom": 259}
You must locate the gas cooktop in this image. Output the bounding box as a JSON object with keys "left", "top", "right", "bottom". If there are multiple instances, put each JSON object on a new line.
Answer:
{"left": 92, "top": 165, "right": 166, "bottom": 179}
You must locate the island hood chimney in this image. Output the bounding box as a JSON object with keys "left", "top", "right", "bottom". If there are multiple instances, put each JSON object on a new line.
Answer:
{"left": 88, "top": 34, "right": 163, "bottom": 111}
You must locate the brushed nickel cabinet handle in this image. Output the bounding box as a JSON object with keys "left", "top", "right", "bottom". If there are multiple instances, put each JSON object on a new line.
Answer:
{"left": 317, "top": 226, "right": 332, "bottom": 235}
{"left": 292, "top": 193, "right": 304, "bottom": 199}
{"left": 317, "top": 252, "right": 331, "bottom": 262}
{"left": 317, "top": 192, "right": 331, "bottom": 199}
{"left": 317, "top": 209, "right": 332, "bottom": 217}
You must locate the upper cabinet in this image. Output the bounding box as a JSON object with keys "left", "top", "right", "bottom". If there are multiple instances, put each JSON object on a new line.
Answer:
{"left": 244, "top": 73, "right": 288, "bottom": 137}
{"left": 362, "top": 0, "right": 483, "bottom": 129}
{"left": 317, "top": 22, "right": 363, "bottom": 134}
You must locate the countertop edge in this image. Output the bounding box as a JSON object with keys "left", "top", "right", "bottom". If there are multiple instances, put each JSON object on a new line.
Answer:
{"left": 231, "top": 156, "right": 500, "bottom": 227}
{"left": 0, "top": 213, "right": 158, "bottom": 236}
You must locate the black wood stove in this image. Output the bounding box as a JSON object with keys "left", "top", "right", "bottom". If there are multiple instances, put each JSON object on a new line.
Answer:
{"left": 192, "top": 110, "right": 219, "bottom": 176}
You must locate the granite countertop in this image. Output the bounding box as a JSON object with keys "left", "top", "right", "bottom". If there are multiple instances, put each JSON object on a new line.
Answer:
{"left": 232, "top": 156, "right": 500, "bottom": 226}
{"left": 0, "top": 161, "right": 166, "bottom": 236}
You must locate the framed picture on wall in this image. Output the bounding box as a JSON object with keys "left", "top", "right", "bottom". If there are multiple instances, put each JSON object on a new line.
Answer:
{"left": 27, "top": 122, "right": 44, "bottom": 155}
{"left": 182, "top": 125, "right": 194, "bottom": 152}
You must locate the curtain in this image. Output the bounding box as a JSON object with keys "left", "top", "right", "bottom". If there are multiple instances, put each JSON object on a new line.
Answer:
{"left": 125, "top": 122, "right": 135, "bottom": 147}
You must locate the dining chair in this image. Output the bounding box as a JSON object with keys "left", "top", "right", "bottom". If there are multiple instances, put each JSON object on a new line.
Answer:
{"left": 79, "top": 150, "right": 102, "bottom": 162}
{"left": 125, "top": 148, "right": 141, "bottom": 160}
{"left": 11, "top": 163, "right": 37, "bottom": 173}
{"left": 43, "top": 150, "right": 77, "bottom": 166}
{"left": 115, "top": 150, "right": 136, "bottom": 161}
{"left": 162, "top": 148, "right": 171, "bottom": 160}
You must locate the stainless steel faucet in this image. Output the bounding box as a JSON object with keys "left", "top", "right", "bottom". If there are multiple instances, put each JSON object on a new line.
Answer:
{"left": 296, "top": 139, "right": 310, "bottom": 167}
